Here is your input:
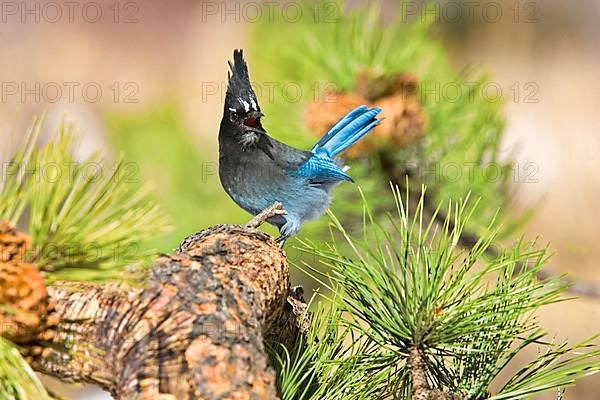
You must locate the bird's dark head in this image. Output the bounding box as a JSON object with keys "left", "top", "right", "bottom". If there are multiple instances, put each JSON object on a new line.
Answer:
{"left": 221, "top": 49, "right": 266, "bottom": 147}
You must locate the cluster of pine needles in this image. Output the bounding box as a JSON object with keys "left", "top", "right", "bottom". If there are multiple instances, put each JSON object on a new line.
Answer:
{"left": 273, "top": 187, "right": 600, "bottom": 399}
{"left": 0, "top": 118, "right": 170, "bottom": 399}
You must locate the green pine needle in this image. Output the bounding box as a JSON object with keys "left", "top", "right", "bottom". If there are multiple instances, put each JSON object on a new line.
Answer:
{"left": 0, "top": 117, "right": 40, "bottom": 225}
{"left": 273, "top": 298, "right": 390, "bottom": 400}
{"left": 0, "top": 118, "right": 172, "bottom": 283}
{"left": 0, "top": 339, "right": 50, "bottom": 400}
{"left": 291, "top": 187, "right": 599, "bottom": 398}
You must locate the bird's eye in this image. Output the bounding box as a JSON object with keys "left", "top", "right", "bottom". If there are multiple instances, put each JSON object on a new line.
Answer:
{"left": 230, "top": 110, "right": 239, "bottom": 122}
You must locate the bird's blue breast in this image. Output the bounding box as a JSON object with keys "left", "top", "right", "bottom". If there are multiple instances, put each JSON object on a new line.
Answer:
{"left": 220, "top": 150, "right": 337, "bottom": 226}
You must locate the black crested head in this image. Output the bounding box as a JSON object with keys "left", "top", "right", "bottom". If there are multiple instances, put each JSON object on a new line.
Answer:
{"left": 225, "top": 49, "right": 260, "bottom": 115}
{"left": 220, "top": 49, "right": 268, "bottom": 150}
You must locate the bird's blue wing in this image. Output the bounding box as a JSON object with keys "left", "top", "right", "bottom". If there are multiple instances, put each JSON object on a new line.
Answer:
{"left": 288, "top": 154, "right": 352, "bottom": 183}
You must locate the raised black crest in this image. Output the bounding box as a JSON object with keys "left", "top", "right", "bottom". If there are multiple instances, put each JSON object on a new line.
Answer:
{"left": 226, "top": 49, "right": 260, "bottom": 113}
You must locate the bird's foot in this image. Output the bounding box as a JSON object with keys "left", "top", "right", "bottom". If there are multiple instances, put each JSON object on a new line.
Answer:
{"left": 246, "top": 202, "right": 287, "bottom": 229}
{"left": 275, "top": 234, "right": 288, "bottom": 248}
{"left": 276, "top": 217, "right": 301, "bottom": 247}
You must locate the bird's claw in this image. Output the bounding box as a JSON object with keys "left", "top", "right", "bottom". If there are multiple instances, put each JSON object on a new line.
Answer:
{"left": 275, "top": 234, "right": 288, "bottom": 247}
{"left": 276, "top": 217, "right": 300, "bottom": 247}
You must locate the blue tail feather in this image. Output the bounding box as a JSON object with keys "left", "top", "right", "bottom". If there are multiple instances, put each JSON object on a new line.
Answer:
{"left": 312, "top": 105, "right": 368, "bottom": 150}
{"left": 312, "top": 106, "right": 382, "bottom": 157}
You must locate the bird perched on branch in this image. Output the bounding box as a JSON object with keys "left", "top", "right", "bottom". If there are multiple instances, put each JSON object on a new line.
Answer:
{"left": 218, "top": 49, "right": 381, "bottom": 243}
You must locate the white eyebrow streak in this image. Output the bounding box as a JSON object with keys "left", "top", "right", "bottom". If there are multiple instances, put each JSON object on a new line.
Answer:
{"left": 238, "top": 97, "right": 250, "bottom": 112}
{"left": 249, "top": 96, "right": 257, "bottom": 110}
{"left": 228, "top": 107, "right": 236, "bottom": 112}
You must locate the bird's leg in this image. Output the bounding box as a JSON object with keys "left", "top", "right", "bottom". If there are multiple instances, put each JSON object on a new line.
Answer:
{"left": 275, "top": 234, "right": 289, "bottom": 247}
{"left": 275, "top": 216, "right": 301, "bottom": 247}
{"left": 246, "top": 202, "right": 287, "bottom": 229}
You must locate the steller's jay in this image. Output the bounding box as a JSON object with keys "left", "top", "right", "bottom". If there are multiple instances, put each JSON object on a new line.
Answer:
{"left": 219, "top": 49, "right": 382, "bottom": 243}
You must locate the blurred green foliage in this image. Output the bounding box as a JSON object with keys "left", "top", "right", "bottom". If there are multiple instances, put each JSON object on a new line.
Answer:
{"left": 105, "top": 104, "right": 258, "bottom": 251}
{"left": 0, "top": 338, "right": 50, "bottom": 400}
{"left": 0, "top": 118, "right": 170, "bottom": 283}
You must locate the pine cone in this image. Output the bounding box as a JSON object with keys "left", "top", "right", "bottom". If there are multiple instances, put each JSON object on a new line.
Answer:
{"left": 389, "top": 72, "right": 420, "bottom": 99}
{"left": 305, "top": 91, "right": 375, "bottom": 159}
{"left": 0, "top": 220, "right": 31, "bottom": 262}
{"left": 374, "top": 93, "right": 426, "bottom": 147}
{"left": 304, "top": 72, "right": 426, "bottom": 158}
{"left": 355, "top": 70, "right": 420, "bottom": 102}
{"left": 0, "top": 221, "right": 50, "bottom": 343}
{"left": 305, "top": 90, "right": 366, "bottom": 137}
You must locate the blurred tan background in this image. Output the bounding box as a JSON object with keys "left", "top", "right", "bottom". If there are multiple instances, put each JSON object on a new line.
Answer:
{"left": 1, "top": 0, "right": 598, "bottom": 398}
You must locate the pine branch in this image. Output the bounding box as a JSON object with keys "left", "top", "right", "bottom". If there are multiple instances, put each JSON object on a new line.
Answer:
{"left": 19, "top": 225, "right": 304, "bottom": 399}
{"left": 0, "top": 119, "right": 174, "bottom": 397}
{"left": 0, "top": 119, "right": 171, "bottom": 284}
{"left": 273, "top": 298, "right": 391, "bottom": 400}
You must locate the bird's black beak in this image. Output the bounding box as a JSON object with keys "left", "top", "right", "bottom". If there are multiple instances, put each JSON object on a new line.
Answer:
{"left": 243, "top": 111, "right": 266, "bottom": 133}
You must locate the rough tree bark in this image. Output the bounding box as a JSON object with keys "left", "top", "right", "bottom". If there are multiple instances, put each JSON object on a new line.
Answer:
{"left": 18, "top": 211, "right": 305, "bottom": 400}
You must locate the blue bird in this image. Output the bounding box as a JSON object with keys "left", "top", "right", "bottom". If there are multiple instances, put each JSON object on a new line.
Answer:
{"left": 219, "top": 49, "right": 381, "bottom": 243}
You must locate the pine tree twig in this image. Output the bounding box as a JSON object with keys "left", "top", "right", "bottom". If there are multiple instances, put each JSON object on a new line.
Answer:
{"left": 19, "top": 225, "right": 305, "bottom": 400}
{"left": 408, "top": 347, "right": 467, "bottom": 400}
{"left": 409, "top": 346, "right": 431, "bottom": 400}
{"left": 246, "top": 202, "right": 287, "bottom": 229}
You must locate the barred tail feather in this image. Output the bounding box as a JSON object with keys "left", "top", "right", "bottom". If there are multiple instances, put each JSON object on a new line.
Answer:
{"left": 312, "top": 106, "right": 382, "bottom": 157}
